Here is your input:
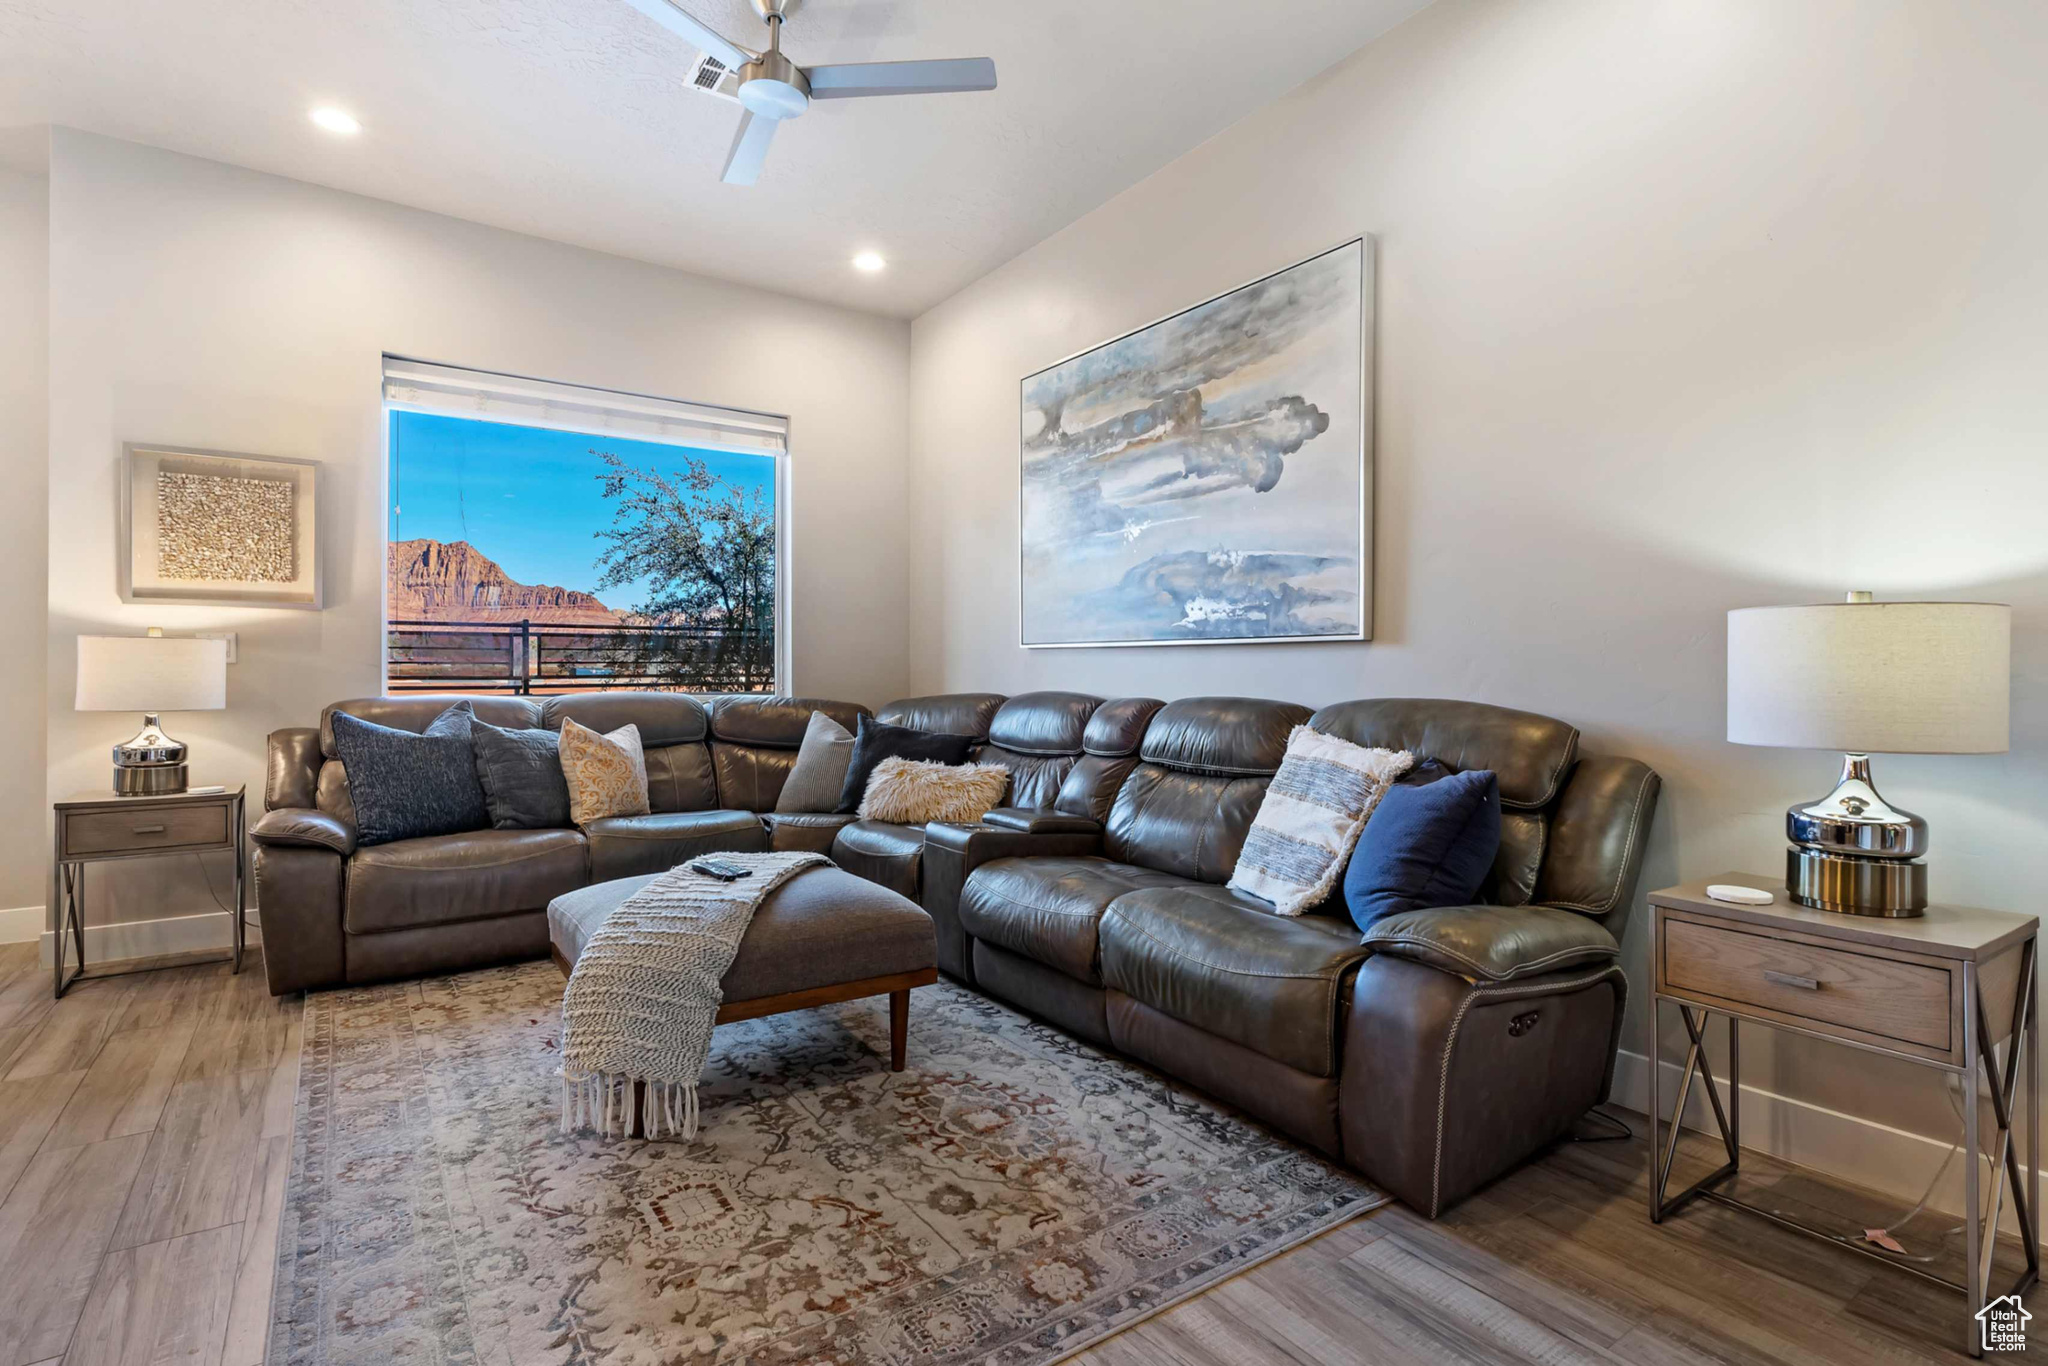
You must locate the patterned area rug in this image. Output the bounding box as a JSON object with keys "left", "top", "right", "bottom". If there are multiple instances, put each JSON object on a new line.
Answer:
{"left": 269, "top": 961, "right": 1385, "bottom": 1365}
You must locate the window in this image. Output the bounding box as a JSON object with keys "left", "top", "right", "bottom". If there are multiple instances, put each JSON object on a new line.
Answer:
{"left": 382, "top": 358, "right": 787, "bottom": 695}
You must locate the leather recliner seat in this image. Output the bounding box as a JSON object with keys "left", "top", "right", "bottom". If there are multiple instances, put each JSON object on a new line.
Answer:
{"left": 254, "top": 692, "right": 869, "bottom": 992}
{"left": 829, "top": 692, "right": 1006, "bottom": 901}
{"left": 838, "top": 692, "right": 1165, "bottom": 980}
{"left": 956, "top": 697, "right": 1314, "bottom": 1051}
{"left": 923, "top": 694, "right": 1660, "bottom": 1218}
{"left": 705, "top": 695, "right": 875, "bottom": 854}
{"left": 544, "top": 693, "right": 769, "bottom": 882}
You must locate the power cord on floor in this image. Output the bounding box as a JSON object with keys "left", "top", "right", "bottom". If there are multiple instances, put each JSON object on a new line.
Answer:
{"left": 191, "top": 852, "right": 261, "bottom": 928}
{"left": 1618, "top": 1048, "right": 2000, "bottom": 1265}
{"left": 1749, "top": 1061, "right": 1975, "bottom": 1263}
{"left": 1571, "top": 1106, "right": 1633, "bottom": 1143}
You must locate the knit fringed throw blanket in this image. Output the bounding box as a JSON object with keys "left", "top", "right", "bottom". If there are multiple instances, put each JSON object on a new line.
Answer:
{"left": 559, "top": 851, "right": 829, "bottom": 1140}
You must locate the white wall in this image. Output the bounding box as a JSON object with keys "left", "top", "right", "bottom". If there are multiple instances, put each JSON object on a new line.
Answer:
{"left": 909, "top": 0, "right": 2048, "bottom": 1148}
{"left": 0, "top": 158, "right": 49, "bottom": 930}
{"left": 47, "top": 129, "right": 912, "bottom": 933}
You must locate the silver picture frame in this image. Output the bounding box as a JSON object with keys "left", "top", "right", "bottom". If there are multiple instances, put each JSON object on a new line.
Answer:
{"left": 1018, "top": 235, "right": 1374, "bottom": 649}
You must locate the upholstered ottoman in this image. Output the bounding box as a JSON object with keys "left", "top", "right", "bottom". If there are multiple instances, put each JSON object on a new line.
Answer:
{"left": 547, "top": 864, "right": 938, "bottom": 1075}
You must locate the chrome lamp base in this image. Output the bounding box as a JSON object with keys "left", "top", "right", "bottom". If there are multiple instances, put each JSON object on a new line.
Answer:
{"left": 1784, "top": 753, "right": 1928, "bottom": 917}
{"left": 111, "top": 712, "right": 190, "bottom": 796}
{"left": 1786, "top": 847, "right": 1928, "bottom": 917}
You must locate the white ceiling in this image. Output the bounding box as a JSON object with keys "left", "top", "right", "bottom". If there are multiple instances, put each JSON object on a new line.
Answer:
{"left": 0, "top": 0, "right": 1432, "bottom": 317}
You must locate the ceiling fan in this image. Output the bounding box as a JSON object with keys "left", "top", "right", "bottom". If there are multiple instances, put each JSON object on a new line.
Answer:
{"left": 622, "top": 0, "right": 998, "bottom": 186}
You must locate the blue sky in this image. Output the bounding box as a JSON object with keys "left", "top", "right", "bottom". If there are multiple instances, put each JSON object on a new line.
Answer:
{"left": 390, "top": 410, "right": 776, "bottom": 611}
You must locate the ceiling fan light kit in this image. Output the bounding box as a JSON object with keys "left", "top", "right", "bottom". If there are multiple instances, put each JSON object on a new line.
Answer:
{"left": 622, "top": 0, "right": 998, "bottom": 185}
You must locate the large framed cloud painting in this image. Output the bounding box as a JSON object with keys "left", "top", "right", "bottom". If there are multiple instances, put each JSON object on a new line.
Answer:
{"left": 1020, "top": 237, "right": 1371, "bottom": 648}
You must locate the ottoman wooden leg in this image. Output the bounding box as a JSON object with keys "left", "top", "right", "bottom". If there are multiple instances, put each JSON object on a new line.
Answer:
{"left": 890, "top": 988, "right": 909, "bottom": 1071}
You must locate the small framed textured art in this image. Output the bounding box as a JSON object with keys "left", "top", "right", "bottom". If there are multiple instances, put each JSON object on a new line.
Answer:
{"left": 122, "top": 444, "right": 322, "bottom": 609}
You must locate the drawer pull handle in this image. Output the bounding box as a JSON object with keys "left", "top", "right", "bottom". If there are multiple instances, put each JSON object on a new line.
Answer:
{"left": 133, "top": 824, "right": 167, "bottom": 835}
{"left": 1763, "top": 969, "right": 1820, "bottom": 991}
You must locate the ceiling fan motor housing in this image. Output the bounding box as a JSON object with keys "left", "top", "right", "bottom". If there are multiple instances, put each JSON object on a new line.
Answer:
{"left": 739, "top": 49, "right": 810, "bottom": 119}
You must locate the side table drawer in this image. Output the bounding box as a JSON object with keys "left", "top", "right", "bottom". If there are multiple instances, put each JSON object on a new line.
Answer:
{"left": 61, "top": 804, "right": 229, "bottom": 858}
{"left": 1662, "top": 917, "right": 1951, "bottom": 1052}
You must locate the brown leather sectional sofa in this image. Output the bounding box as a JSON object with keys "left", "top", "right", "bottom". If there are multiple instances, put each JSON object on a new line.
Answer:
{"left": 254, "top": 687, "right": 1660, "bottom": 1216}
{"left": 254, "top": 691, "right": 870, "bottom": 991}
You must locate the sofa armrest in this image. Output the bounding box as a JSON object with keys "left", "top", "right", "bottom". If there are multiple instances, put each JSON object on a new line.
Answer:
{"left": 251, "top": 806, "right": 358, "bottom": 857}
{"left": 1362, "top": 905, "right": 1619, "bottom": 982}
{"left": 254, "top": 842, "right": 348, "bottom": 994}
{"left": 921, "top": 820, "right": 1105, "bottom": 872}
{"left": 918, "top": 821, "right": 1105, "bottom": 982}
{"left": 979, "top": 808, "right": 1104, "bottom": 836}
{"left": 1339, "top": 954, "right": 1626, "bottom": 1215}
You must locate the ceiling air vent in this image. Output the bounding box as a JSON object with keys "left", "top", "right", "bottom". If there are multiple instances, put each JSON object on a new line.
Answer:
{"left": 687, "top": 51, "right": 740, "bottom": 101}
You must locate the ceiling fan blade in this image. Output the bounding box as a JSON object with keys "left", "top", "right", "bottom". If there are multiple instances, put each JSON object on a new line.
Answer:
{"left": 805, "top": 57, "right": 998, "bottom": 100}
{"left": 722, "top": 110, "right": 779, "bottom": 185}
{"left": 618, "top": 0, "right": 755, "bottom": 72}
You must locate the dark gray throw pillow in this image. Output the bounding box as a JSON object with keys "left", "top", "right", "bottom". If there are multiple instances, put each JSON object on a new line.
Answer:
{"left": 835, "top": 715, "right": 977, "bottom": 814}
{"left": 775, "top": 710, "right": 856, "bottom": 814}
{"left": 329, "top": 702, "right": 490, "bottom": 846}
{"left": 471, "top": 719, "right": 573, "bottom": 829}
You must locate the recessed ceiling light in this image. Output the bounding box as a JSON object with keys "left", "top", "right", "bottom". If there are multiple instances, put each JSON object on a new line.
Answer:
{"left": 852, "top": 251, "right": 886, "bottom": 273}
{"left": 309, "top": 107, "right": 361, "bottom": 136}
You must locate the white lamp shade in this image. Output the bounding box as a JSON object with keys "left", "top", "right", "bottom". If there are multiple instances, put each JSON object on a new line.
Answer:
{"left": 75, "top": 635, "right": 228, "bottom": 712}
{"left": 1727, "top": 602, "right": 2010, "bottom": 754}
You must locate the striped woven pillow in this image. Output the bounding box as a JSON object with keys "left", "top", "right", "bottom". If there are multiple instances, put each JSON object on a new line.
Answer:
{"left": 1229, "top": 726, "right": 1413, "bottom": 916}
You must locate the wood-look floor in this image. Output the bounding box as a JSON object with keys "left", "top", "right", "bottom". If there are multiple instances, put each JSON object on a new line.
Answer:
{"left": 0, "top": 941, "right": 2022, "bottom": 1364}
{"left": 0, "top": 941, "right": 298, "bottom": 1366}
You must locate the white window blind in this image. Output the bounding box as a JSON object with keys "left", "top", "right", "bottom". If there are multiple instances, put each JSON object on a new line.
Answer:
{"left": 381, "top": 357, "right": 787, "bottom": 455}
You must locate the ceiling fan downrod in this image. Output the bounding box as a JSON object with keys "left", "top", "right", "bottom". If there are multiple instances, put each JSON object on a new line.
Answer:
{"left": 737, "top": 3, "right": 809, "bottom": 119}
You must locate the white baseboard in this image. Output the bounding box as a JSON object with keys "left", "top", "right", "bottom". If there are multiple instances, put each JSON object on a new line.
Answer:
{"left": 0, "top": 904, "right": 42, "bottom": 944}
{"left": 38, "top": 908, "right": 260, "bottom": 967}
{"left": 1613, "top": 1048, "right": 2028, "bottom": 1236}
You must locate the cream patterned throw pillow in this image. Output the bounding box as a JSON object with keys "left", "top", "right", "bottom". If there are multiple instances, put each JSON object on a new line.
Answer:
{"left": 858, "top": 758, "right": 1011, "bottom": 825}
{"left": 559, "top": 719, "right": 652, "bottom": 826}
{"left": 1229, "top": 726, "right": 1413, "bottom": 916}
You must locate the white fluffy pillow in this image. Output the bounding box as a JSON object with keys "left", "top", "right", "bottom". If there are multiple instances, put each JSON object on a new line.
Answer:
{"left": 858, "top": 758, "right": 1011, "bottom": 824}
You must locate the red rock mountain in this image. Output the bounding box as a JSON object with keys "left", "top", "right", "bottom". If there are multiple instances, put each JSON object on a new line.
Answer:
{"left": 387, "top": 539, "right": 620, "bottom": 626}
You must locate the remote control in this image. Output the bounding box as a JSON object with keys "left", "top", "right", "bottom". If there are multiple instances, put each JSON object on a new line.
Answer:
{"left": 689, "top": 857, "right": 753, "bottom": 881}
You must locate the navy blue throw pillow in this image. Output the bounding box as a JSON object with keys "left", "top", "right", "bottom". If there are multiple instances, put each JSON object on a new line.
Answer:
{"left": 1342, "top": 768, "right": 1502, "bottom": 932}
{"left": 330, "top": 702, "right": 490, "bottom": 846}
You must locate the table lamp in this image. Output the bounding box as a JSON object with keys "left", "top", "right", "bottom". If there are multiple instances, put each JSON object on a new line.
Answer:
{"left": 1726, "top": 592, "right": 2010, "bottom": 917}
{"left": 75, "top": 631, "right": 228, "bottom": 795}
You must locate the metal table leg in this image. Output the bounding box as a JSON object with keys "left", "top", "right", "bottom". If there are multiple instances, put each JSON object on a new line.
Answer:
{"left": 1966, "top": 964, "right": 1982, "bottom": 1357}
{"left": 1963, "top": 941, "right": 2041, "bottom": 1354}
{"left": 2028, "top": 945, "right": 2042, "bottom": 1359}
{"left": 1647, "top": 993, "right": 1661, "bottom": 1223}
{"left": 1650, "top": 1000, "right": 1739, "bottom": 1221}
{"left": 231, "top": 795, "right": 246, "bottom": 974}
{"left": 53, "top": 861, "right": 82, "bottom": 999}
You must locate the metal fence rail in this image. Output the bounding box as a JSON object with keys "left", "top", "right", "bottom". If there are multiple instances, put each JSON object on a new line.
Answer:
{"left": 386, "top": 620, "right": 774, "bottom": 695}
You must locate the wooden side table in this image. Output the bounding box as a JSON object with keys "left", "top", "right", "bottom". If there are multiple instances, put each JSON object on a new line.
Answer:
{"left": 1648, "top": 874, "right": 2039, "bottom": 1357}
{"left": 52, "top": 784, "right": 247, "bottom": 998}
